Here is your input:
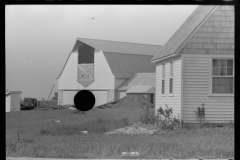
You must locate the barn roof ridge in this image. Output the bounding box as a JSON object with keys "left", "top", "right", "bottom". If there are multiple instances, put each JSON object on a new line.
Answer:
{"left": 77, "top": 37, "right": 163, "bottom": 56}
{"left": 77, "top": 37, "right": 161, "bottom": 47}
{"left": 56, "top": 38, "right": 160, "bottom": 79}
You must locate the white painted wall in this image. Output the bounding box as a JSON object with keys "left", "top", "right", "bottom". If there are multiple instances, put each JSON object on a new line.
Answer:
{"left": 115, "top": 78, "right": 127, "bottom": 89}
{"left": 58, "top": 41, "right": 116, "bottom": 105}
{"left": 182, "top": 54, "right": 234, "bottom": 123}
{"left": 62, "top": 90, "right": 108, "bottom": 106}
{"left": 58, "top": 90, "right": 63, "bottom": 105}
{"left": 6, "top": 95, "right": 10, "bottom": 112}
{"left": 116, "top": 91, "right": 126, "bottom": 100}
{"left": 6, "top": 92, "right": 21, "bottom": 112}
{"left": 58, "top": 46, "right": 115, "bottom": 90}
{"left": 155, "top": 55, "right": 182, "bottom": 120}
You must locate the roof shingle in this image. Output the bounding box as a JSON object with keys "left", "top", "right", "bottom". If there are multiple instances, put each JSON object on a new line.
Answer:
{"left": 152, "top": 5, "right": 217, "bottom": 62}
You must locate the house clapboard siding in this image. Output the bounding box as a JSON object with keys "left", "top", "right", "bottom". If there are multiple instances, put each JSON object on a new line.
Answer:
{"left": 153, "top": 5, "right": 234, "bottom": 124}
{"left": 155, "top": 56, "right": 182, "bottom": 119}
{"left": 181, "top": 5, "right": 234, "bottom": 123}
{"left": 182, "top": 55, "right": 234, "bottom": 123}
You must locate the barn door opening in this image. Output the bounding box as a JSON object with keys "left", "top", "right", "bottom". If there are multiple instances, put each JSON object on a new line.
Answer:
{"left": 77, "top": 43, "right": 95, "bottom": 87}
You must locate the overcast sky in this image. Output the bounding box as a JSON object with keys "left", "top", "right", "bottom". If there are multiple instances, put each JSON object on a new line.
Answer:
{"left": 6, "top": 5, "right": 198, "bottom": 100}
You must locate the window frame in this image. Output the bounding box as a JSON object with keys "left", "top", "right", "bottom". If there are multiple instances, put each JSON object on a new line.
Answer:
{"left": 162, "top": 64, "right": 165, "bottom": 96}
{"left": 169, "top": 61, "right": 173, "bottom": 95}
{"left": 209, "top": 57, "right": 234, "bottom": 96}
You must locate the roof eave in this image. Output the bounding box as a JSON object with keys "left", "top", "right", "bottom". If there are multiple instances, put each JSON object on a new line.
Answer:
{"left": 151, "top": 53, "right": 177, "bottom": 63}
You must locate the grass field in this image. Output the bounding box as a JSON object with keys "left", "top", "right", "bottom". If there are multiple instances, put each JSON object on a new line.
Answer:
{"left": 6, "top": 108, "right": 234, "bottom": 159}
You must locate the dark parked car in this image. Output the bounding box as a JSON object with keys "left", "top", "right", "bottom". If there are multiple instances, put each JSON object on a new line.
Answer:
{"left": 21, "top": 98, "right": 39, "bottom": 110}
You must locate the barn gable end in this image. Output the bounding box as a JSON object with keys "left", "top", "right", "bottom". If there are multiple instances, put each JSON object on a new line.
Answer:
{"left": 57, "top": 38, "right": 162, "bottom": 106}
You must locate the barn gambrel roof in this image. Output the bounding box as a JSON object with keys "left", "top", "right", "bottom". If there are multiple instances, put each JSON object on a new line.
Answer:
{"left": 152, "top": 5, "right": 217, "bottom": 62}
{"left": 56, "top": 38, "right": 163, "bottom": 79}
{"left": 77, "top": 38, "right": 162, "bottom": 56}
{"left": 117, "top": 73, "right": 155, "bottom": 91}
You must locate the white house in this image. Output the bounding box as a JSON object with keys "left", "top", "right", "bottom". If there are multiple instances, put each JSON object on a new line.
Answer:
{"left": 152, "top": 5, "right": 234, "bottom": 124}
{"left": 6, "top": 91, "right": 22, "bottom": 112}
{"left": 56, "top": 38, "right": 162, "bottom": 106}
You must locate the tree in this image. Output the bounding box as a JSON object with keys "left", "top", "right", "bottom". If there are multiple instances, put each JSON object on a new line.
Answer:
{"left": 52, "top": 92, "right": 58, "bottom": 101}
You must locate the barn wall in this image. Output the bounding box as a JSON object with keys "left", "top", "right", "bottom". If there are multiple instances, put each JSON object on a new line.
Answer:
{"left": 58, "top": 48, "right": 115, "bottom": 90}
{"left": 6, "top": 95, "right": 10, "bottom": 112}
{"left": 116, "top": 91, "right": 126, "bottom": 100}
{"left": 155, "top": 55, "right": 182, "bottom": 119}
{"left": 58, "top": 90, "right": 63, "bottom": 105}
{"left": 62, "top": 90, "right": 108, "bottom": 106}
{"left": 107, "top": 90, "right": 115, "bottom": 102}
{"left": 115, "top": 78, "right": 127, "bottom": 89}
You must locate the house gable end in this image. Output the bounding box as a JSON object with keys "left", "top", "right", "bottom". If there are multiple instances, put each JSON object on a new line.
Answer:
{"left": 182, "top": 5, "right": 234, "bottom": 55}
{"left": 152, "top": 5, "right": 217, "bottom": 63}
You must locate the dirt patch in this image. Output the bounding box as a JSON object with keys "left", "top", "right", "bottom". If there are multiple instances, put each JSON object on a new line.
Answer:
{"left": 105, "top": 123, "right": 164, "bottom": 135}
{"left": 97, "top": 94, "right": 154, "bottom": 110}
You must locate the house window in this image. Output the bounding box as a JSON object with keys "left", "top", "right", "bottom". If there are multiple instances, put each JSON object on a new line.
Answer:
{"left": 150, "top": 93, "right": 154, "bottom": 104}
{"left": 162, "top": 64, "right": 165, "bottom": 94}
{"left": 212, "top": 59, "right": 234, "bottom": 94}
{"left": 169, "top": 61, "right": 173, "bottom": 94}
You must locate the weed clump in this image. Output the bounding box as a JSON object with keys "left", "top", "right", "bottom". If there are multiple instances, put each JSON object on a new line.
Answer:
{"left": 140, "top": 108, "right": 157, "bottom": 125}
{"left": 194, "top": 103, "right": 205, "bottom": 127}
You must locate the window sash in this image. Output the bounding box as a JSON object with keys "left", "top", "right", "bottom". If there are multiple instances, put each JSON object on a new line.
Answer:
{"left": 170, "top": 62, "right": 173, "bottom": 77}
{"left": 162, "top": 80, "right": 165, "bottom": 94}
{"left": 212, "top": 58, "right": 234, "bottom": 94}
{"left": 212, "top": 59, "right": 234, "bottom": 76}
{"left": 169, "top": 78, "right": 173, "bottom": 94}
{"left": 212, "top": 77, "right": 233, "bottom": 93}
{"left": 162, "top": 64, "right": 165, "bottom": 78}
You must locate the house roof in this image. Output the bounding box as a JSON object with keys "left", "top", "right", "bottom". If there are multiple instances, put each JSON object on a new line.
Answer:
{"left": 152, "top": 5, "right": 217, "bottom": 62}
{"left": 118, "top": 73, "right": 156, "bottom": 90}
{"left": 56, "top": 38, "right": 162, "bottom": 79}
{"left": 77, "top": 38, "right": 163, "bottom": 56}
{"left": 104, "top": 53, "right": 155, "bottom": 78}
{"left": 126, "top": 86, "right": 155, "bottom": 94}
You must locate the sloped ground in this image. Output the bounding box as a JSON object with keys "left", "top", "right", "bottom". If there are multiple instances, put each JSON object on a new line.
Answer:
{"left": 97, "top": 94, "right": 154, "bottom": 110}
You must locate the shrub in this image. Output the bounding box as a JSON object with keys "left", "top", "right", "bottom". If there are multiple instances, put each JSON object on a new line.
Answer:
{"left": 6, "top": 141, "right": 17, "bottom": 153}
{"left": 157, "top": 104, "right": 180, "bottom": 130}
{"left": 140, "top": 108, "right": 157, "bottom": 125}
{"left": 194, "top": 103, "right": 205, "bottom": 127}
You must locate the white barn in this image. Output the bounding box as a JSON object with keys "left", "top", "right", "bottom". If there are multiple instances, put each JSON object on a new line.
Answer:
{"left": 117, "top": 73, "right": 156, "bottom": 104}
{"left": 152, "top": 5, "right": 234, "bottom": 124}
{"left": 6, "top": 91, "right": 22, "bottom": 112}
{"left": 56, "top": 38, "right": 162, "bottom": 106}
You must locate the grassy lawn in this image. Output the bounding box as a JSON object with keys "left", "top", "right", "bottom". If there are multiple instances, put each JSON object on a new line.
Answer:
{"left": 6, "top": 108, "right": 234, "bottom": 159}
